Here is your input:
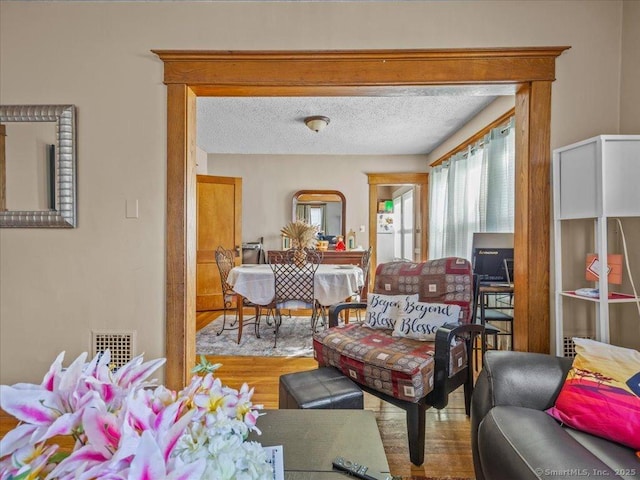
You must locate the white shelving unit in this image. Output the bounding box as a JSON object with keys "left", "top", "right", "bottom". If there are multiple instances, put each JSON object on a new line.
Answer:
{"left": 553, "top": 135, "right": 640, "bottom": 356}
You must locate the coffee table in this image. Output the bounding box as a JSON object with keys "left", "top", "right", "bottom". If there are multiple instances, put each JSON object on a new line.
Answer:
{"left": 248, "top": 409, "right": 391, "bottom": 479}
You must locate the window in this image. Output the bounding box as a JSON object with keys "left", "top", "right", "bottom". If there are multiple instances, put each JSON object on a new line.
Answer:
{"left": 393, "top": 188, "right": 415, "bottom": 261}
{"left": 297, "top": 204, "right": 327, "bottom": 233}
{"left": 429, "top": 117, "right": 515, "bottom": 260}
{"left": 308, "top": 206, "right": 325, "bottom": 231}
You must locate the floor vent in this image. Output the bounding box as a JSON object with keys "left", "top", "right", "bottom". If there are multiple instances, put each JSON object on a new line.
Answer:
{"left": 91, "top": 330, "right": 136, "bottom": 369}
{"left": 562, "top": 336, "right": 592, "bottom": 358}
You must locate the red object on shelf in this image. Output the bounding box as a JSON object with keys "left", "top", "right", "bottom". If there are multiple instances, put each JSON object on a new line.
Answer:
{"left": 585, "top": 254, "right": 623, "bottom": 284}
{"left": 609, "top": 292, "right": 635, "bottom": 300}
{"left": 566, "top": 290, "right": 635, "bottom": 300}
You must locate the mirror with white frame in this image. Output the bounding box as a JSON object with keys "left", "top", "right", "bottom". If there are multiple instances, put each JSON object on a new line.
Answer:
{"left": 0, "top": 105, "right": 77, "bottom": 227}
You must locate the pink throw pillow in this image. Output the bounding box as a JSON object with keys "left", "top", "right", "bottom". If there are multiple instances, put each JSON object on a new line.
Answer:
{"left": 546, "top": 338, "right": 640, "bottom": 450}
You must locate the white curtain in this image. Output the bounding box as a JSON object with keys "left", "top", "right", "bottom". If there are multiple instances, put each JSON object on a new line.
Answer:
{"left": 480, "top": 118, "right": 515, "bottom": 232}
{"left": 428, "top": 165, "right": 448, "bottom": 258}
{"left": 429, "top": 118, "right": 515, "bottom": 260}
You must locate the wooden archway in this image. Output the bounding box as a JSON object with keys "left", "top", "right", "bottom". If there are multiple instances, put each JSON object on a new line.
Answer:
{"left": 153, "top": 47, "right": 570, "bottom": 390}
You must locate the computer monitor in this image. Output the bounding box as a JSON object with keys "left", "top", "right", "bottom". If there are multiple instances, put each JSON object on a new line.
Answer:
{"left": 471, "top": 232, "right": 514, "bottom": 283}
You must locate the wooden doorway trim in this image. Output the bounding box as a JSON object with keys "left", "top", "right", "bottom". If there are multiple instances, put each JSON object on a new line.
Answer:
{"left": 367, "top": 172, "right": 429, "bottom": 268}
{"left": 154, "top": 47, "right": 570, "bottom": 390}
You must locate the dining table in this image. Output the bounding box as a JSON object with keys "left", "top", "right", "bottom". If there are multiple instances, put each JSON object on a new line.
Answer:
{"left": 227, "top": 263, "right": 364, "bottom": 339}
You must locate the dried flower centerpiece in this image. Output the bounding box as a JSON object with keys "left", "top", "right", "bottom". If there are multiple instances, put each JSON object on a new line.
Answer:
{"left": 280, "top": 220, "right": 318, "bottom": 250}
{"left": 280, "top": 220, "right": 319, "bottom": 266}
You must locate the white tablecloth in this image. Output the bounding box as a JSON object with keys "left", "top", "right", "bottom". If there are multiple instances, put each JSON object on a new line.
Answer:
{"left": 227, "top": 264, "right": 364, "bottom": 306}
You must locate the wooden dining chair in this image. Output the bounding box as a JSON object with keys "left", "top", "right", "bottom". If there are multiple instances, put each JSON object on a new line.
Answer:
{"left": 268, "top": 248, "right": 322, "bottom": 347}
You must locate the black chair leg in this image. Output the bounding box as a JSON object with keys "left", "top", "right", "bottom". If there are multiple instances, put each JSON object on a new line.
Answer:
{"left": 406, "top": 403, "right": 426, "bottom": 466}
{"left": 464, "top": 336, "right": 476, "bottom": 416}
{"left": 216, "top": 306, "right": 234, "bottom": 336}
{"left": 311, "top": 304, "right": 327, "bottom": 332}
{"left": 273, "top": 310, "right": 282, "bottom": 348}
{"left": 464, "top": 377, "right": 473, "bottom": 416}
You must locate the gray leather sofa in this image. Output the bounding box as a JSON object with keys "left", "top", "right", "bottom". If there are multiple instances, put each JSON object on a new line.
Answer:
{"left": 471, "top": 351, "right": 638, "bottom": 480}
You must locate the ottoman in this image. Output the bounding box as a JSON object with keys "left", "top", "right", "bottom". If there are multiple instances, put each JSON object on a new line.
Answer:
{"left": 279, "top": 367, "right": 364, "bottom": 409}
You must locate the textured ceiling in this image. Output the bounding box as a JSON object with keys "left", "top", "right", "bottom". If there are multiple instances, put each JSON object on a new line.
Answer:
{"left": 196, "top": 85, "right": 515, "bottom": 155}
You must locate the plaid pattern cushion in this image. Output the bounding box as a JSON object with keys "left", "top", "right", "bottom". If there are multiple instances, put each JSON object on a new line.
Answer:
{"left": 312, "top": 257, "right": 472, "bottom": 403}
{"left": 374, "top": 257, "right": 473, "bottom": 324}
{"left": 313, "top": 324, "right": 467, "bottom": 402}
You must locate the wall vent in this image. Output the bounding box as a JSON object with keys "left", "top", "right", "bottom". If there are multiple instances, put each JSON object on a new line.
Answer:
{"left": 91, "top": 330, "right": 136, "bottom": 369}
{"left": 562, "top": 336, "right": 592, "bottom": 358}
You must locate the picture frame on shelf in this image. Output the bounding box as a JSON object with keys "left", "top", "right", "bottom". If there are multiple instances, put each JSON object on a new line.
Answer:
{"left": 346, "top": 229, "right": 356, "bottom": 250}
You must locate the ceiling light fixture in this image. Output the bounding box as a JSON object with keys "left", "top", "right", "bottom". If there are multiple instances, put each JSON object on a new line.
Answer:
{"left": 304, "top": 115, "right": 330, "bottom": 133}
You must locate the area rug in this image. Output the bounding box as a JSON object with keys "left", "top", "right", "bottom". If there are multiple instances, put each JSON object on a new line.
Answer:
{"left": 196, "top": 315, "right": 315, "bottom": 357}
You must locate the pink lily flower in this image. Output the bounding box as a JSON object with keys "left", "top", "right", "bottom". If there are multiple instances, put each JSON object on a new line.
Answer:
{"left": 112, "top": 354, "right": 166, "bottom": 390}
{"left": 0, "top": 442, "right": 58, "bottom": 480}
{"left": 128, "top": 430, "right": 206, "bottom": 480}
{"left": 1, "top": 352, "right": 268, "bottom": 480}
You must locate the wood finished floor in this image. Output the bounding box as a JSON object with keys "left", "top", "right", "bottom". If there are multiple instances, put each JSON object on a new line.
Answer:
{"left": 198, "top": 311, "right": 476, "bottom": 478}
{"left": 0, "top": 312, "right": 476, "bottom": 479}
{"left": 211, "top": 355, "right": 475, "bottom": 478}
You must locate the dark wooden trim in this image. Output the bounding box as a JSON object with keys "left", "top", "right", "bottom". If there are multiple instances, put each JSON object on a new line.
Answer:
{"left": 514, "top": 81, "right": 552, "bottom": 353}
{"left": 367, "top": 172, "right": 429, "bottom": 185}
{"left": 155, "top": 47, "right": 569, "bottom": 389}
{"left": 165, "top": 84, "right": 197, "bottom": 389}
{"left": 153, "top": 47, "right": 568, "bottom": 86}
{"left": 430, "top": 108, "right": 516, "bottom": 168}
{"left": 153, "top": 47, "right": 569, "bottom": 61}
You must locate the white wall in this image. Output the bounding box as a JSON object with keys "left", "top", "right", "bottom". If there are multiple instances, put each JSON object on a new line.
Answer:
{"left": 207, "top": 154, "right": 426, "bottom": 252}
{"left": 620, "top": 0, "right": 640, "bottom": 133}
{"left": 615, "top": 1, "right": 640, "bottom": 349}
{"left": 196, "top": 146, "right": 208, "bottom": 175}
{"left": 1, "top": 0, "right": 634, "bottom": 384}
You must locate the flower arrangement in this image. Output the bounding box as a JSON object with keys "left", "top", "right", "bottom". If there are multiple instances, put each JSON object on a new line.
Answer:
{"left": 280, "top": 220, "right": 318, "bottom": 250}
{"left": 0, "top": 352, "right": 271, "bottom": 480}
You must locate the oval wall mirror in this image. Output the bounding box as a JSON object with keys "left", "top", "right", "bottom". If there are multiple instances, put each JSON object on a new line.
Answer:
{"left": 292, "top": 190, "right": 345, "bottom": 239}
